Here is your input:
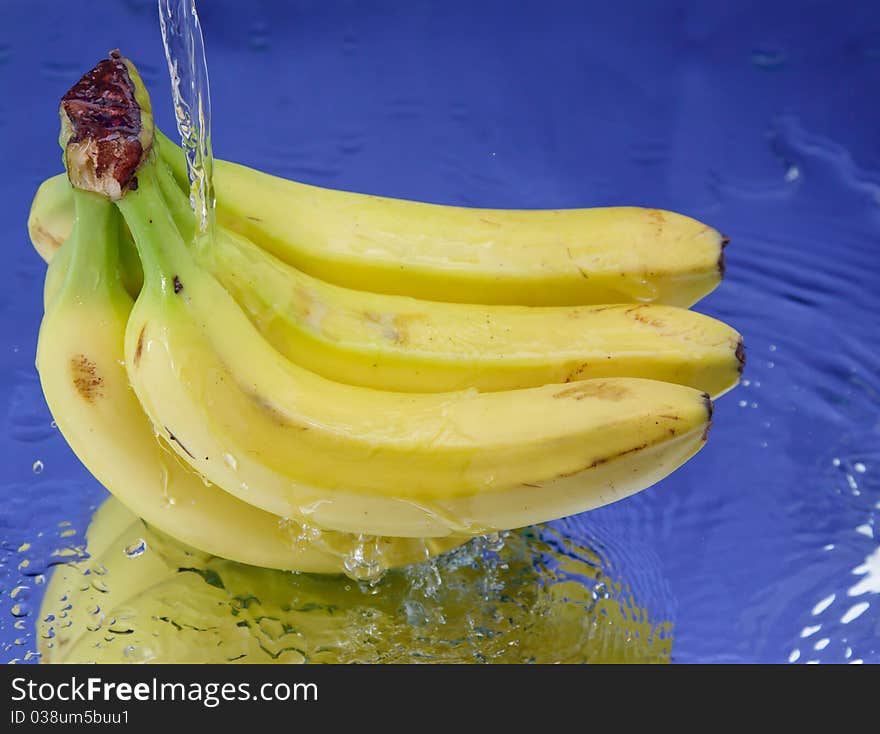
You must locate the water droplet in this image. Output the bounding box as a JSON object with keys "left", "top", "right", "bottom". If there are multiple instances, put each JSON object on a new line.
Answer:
{"left": 342, "top": 535, "right": 385, "bottom": 584}
{"left": 751, "top": 47, "right": 786, "bottom": 70}
{"left": 813, "top": 638, "right": 830, "bottom": 651}
{"left": 10, "top": 603, "right": 30, "bottom": 618}
{"left": 800, "top": 624, "right": 821, "bottom": 638}
{"left": 17, "top": 543, "right": 30, "bottom": 553}
{"left": 788, "top": 648, "right": 801, "bottom": 662}
{"left": 10, "top": 585, "right": 28, "bottom": 600}
{"left": 124, "top": 539, "right": 148, "bottom": 558}
{"left": 248, "top": 21, "right": 270, "bottom": 52}
{"left": 854, "top": 462, "right": 866, "bottom": 473}
{"left": 32, "top": 460, "right": 44, "bottom": 474}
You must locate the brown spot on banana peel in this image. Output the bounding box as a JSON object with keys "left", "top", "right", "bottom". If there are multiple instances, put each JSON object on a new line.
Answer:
{"left": 564, "top": 362, "right": 590, "bottom": 383}
{"left": 173, "top": 275, "right": 183, "bottom": 294}
{"left": 70, "top": 355, "right": 103, "bottom": 402}
{"left": 133, "top": 324, "right": 146, "bottom": 366}
{"left": 626, "top": 304, "right": 665, "bottom": 329}
{"left": 590, "top": 442, "right": 650, "bottom": 469}
{"left": 648, "top": 209, "right": 666, "bottom": 236}
{"left": 550, "top": 408, "right": 708, "bottom": 482}
{"left": 554, "top": 441, "right": 652, "bottom": 479}
{"left": 165, "top": 427, "right": 196, "bottom": 460}
{"left": 566, "top": 247, "right": 591, "bottom": 280}
{"left": 31, "top": 224, "right": 64, "bottom": 255}
{"left": 553, "top": 382, "right": 630, "bottom": 401}
{"left": 243, "top": 388, "right": 305, "bottom": 429}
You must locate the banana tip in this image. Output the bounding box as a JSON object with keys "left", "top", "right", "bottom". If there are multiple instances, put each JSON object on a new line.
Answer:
{"left": 718, "top": 235, "right": 731, "bottom": 276}
{"left": 735, "top": 337, "right": 746, "bottom": 374}
{"left": 702, "top": 392, "right": 714, "bottom": 441}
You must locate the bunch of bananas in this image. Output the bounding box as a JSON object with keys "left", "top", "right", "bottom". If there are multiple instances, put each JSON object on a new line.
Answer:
{"left": 30, "top": 53, "right": 743, "bottom": 578}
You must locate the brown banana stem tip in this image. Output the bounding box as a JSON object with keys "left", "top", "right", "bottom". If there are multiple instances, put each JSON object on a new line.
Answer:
{"left": 718, "top": 235, "right": 731, "bottom": 276}
{"left": 60, "top": 50, "right": 148, "bottom": 199}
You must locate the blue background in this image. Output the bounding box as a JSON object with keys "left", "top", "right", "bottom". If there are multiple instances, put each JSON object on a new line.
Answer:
{"left": 1, "top": 0, "right": 878, "bottom": 662}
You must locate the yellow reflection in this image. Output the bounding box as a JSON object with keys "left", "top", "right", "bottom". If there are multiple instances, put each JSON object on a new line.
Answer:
{"left": 39, "top": 498, "right": 672, "bottom": 663}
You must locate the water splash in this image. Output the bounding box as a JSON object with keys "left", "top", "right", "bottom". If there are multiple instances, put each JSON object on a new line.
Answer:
{"left": 158, "top": 0, "right": 214, "bottom": 235}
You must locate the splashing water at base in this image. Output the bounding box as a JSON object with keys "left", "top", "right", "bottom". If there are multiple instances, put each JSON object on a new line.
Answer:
{"left": 36, "top": 498, "right": 672, "bottom": 663}
{"left": 158, "top": 0, "right": 214, "bottom": 235}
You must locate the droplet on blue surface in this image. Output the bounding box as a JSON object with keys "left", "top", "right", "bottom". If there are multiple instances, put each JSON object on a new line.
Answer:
{"left": 750, "top": 47, "right": 787, "bottom": 70}
{"left": 840, "top": 602, "right": 869, "bottom": 624}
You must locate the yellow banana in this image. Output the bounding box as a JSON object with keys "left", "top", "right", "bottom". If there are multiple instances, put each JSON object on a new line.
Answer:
{"left": 37, "top": 137, "right": 729, "bottom": 311}
{"left": 30, "top": 171, "right": 743, "bottom": 397}
{"left": 35, "top": 184, "right": 459, "bottom": 572}
{"left": 211, "top": 232, "right": 741, "bottom": 396}
{"left": 155, "top": 132, "right": 725, "bottom": 307}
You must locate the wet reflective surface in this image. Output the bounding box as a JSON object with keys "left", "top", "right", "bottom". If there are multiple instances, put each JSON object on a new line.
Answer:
{"left": 1, "top": 0, "right": 878, "bottom": 662}
{"left": 35, "top": 499, "right": 671, "bottom": 664}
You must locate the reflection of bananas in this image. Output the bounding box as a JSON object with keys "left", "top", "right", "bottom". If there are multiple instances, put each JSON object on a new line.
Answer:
{"left": 40, "top": 498, "right": 673, "bottom": 663}
{"left": 34, "top": 53, "right": 740, "bottom": 577}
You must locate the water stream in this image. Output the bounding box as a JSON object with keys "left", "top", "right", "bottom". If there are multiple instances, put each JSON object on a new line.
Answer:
{"left": 158, "top": 0, "right": 214, "bottom": 235}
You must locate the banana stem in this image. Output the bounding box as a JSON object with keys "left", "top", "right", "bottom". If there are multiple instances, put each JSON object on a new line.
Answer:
{"left": 60, "top": 191, "right": 120, "bottom": 291}
{"left": 114, "top": 161, "right": 191, "bottom": 288}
